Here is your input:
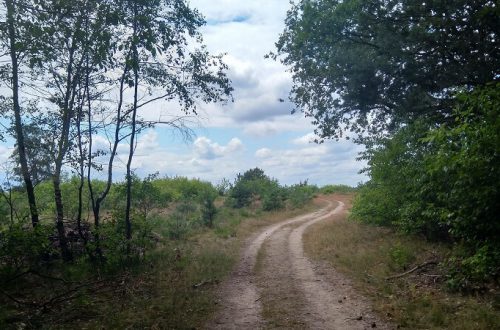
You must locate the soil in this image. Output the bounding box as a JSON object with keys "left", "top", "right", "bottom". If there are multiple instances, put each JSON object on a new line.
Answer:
{"left": 205, "top": 195, "right": 391, "bottom": 329}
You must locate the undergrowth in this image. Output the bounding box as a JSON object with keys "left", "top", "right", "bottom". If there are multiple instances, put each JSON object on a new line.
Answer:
{"left": 303, "top": 195, "right": 500, "bottom": 330}
{"left": 0, "top": 198, "right": 317, "bottom": 329}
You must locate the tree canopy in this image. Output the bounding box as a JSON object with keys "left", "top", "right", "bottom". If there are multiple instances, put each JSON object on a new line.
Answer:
{"left": 0, "top": 0, "right": 232, "bottom": 260}
{"left": 274, "top": 0, "right": 499, "bottom": 139}
{"left": 275, "top": 0, "right": 500, "bottom": 287}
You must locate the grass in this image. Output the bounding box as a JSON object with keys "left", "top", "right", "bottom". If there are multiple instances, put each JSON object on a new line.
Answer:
{"left": 66, "top": 234, "right": 236, "bottom": 329}
{"left": 303, "top": 194, "right": 500, "bottom": 329}
{"left": 0, "top": 200, "right": 320, "bottom": 329}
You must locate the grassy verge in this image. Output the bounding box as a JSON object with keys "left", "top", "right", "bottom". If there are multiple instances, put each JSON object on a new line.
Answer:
{"left": 303, "top": 194, "right": 500, "bottom": 329}
{"left": 0, "top": 201, "right": 318, "bottom": 329}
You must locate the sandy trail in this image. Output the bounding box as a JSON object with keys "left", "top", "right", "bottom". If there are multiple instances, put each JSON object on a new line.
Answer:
{"left": 206, "top": 196, "right": 390, "bottom": 330}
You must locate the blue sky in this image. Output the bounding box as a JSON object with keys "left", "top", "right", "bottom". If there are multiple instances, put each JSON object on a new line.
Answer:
{"left": 0, "top": 0, "right": 367, "bottom": 187}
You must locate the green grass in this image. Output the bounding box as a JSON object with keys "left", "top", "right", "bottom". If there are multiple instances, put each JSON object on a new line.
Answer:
{"left": 303, "top": 196, "right": 500, "bottom": 329}
{"left": 0, "top": 200, "right": 319, "bottom": 329}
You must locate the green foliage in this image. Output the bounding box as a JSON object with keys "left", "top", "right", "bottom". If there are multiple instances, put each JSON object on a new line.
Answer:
{"left": 153, "top": 177, "right": 214, "bottom": 202}
{"left": 352, "top": 84, "right": 500, "bottom": 286}
{"left": 423, "top": 84, "right": 500, "bottom": 246}
{"left": 286, "top": 183, "right": 318, "bottom": 209}
{"left": 320, "top": 184, "right": 356, "bottom": 194}
{"left": 261, "top": 183, "right": 286, "bottom": 211}
{"left": 389, "top": 244, "right": 416, "bottom": 271}
{"left": 447, "top": 245, "right": 500, "bottom": 291}
{"left": 274, "top": 0, "right": 499, "bottom": 139}
{"left": 213, "top": 207, "right": 240, "bottom": 238}
{"left": 0, "top": 224, "right": 54, "bottom": 279}
{"left": 351, "top": 182, "right": 398, "bottom": 227}
{"left": 198, "top": 187, "right": 218, "bottom": 228}
{"left": 228, "top": 168, "right": 289, "bottom": 211}
{"left": 225, "top": 168, "right": 320, "bottom": 213}
{"left": 166, "top": 201, "right": 198, "bottom": 240}
{"left": 227, "top": 179, "right": 254, "bottom": 208}
{"left": 215, "top": 178, "right": 232, "bottom": 196}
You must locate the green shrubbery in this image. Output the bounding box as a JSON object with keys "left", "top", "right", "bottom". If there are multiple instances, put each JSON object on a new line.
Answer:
{"left": 0, "top": 224, "right": 54, "bottom": 278}
{"left": 226, "top": 168, "right": 318, "bottom": 211}
{"left": 320, "top": 184, "right": 356, "bottom": 194}
{"left": 351, "top": 85, "right": 500, "bottom": 288}
{"left": 286, "top": 183, "right": 318, "bottom": 209}
{"left": 0, "top": 167, "right": 323, "bottom": 279}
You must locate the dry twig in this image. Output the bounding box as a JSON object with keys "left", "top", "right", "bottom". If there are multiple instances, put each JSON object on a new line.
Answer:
{"left": 386, "top": 260, "right": 438, "bottom": 280}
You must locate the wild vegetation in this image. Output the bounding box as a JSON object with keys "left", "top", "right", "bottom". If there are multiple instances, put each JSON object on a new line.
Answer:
{"left": 0, "top": 167, "right": 319, "bottom": 327}
{"left": 1, "top": 0, "right": 498, "bottom": 327}
{"left": 274, "top": 0, "right": 499, "bottom": 290}
{"left": 304, "top": 195, "right": 500, "bottom": 330}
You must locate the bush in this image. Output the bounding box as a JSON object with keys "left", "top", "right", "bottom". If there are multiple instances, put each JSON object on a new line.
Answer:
{"left": 447, "top": 245, "right": 500, "bottom": 291}
{"left": 352, "top": 84, "right": 500, "bottom": 286}
{"left": 166, "top": 201, "right": 199, "bottom": 240}
{"left": 261, "top": 184, "right": 286, "bottom": 211}
{"left": 320, "top": 184, "right": 356, "bottom": 194}
{"left": 286, "top": 183, "right": 318, "bottom": 209}
{"left": 0, "top": 224, "right": 55, "bottom": 279}
{"left": 228, "top": 168, "right": 281, "bottom": 209}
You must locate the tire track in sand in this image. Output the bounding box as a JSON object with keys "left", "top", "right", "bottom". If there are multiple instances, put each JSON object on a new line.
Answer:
{"left": 206, "top": 197, "right": 390, "bottom": 329}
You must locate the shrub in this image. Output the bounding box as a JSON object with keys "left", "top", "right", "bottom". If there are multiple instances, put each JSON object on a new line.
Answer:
{"left": 286, "top": 183, "right": 318, "bottom": 209}
{"left": 352, "top": 84, "right": 500, "bottom": 286}
{"left": 0, "top": 224, "right": 55, "bottom": 279}
{"left": 320, "top": 184, "right": 356, "bottom": 194}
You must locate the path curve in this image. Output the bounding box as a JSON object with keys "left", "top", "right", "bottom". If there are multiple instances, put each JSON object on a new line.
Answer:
{"left": 206, "top": 197, "right": 390, "bottom": 329}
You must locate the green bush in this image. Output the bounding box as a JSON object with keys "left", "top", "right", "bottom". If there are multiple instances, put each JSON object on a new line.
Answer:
{"left": 228, "top": 167, "right": 290, "bottom": 211}
{"left": 286, "top": 183, "right": 318, "bottom": 209}
{"left": 166, "top": 201, "right": 199, "bottom": 240}
{"left": 389, "top": 244, "right": 416, "bottom": 271}
{"left": 352, "top": 84, "right": 500, "bottom": 286}
{"left": 0, "top": 224, "right": 55, "bottom": 279}
{"left": 320, "top": 184, "right": 356, "bottom": 194}
{"left": 261, "top": 184, "right": 286, "bottom": 211}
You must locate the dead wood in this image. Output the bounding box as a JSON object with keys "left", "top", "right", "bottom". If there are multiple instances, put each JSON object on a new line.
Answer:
{"left": 386, "top": 260, "right": 438, "bottom": 280}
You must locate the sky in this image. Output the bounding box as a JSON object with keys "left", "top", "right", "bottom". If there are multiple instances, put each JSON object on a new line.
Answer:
{"left": 0, "top": 0, "right": 367, "bottom": 187}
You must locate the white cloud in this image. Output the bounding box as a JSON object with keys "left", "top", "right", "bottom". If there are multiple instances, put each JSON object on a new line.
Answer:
{"left": 0, "top": 145, "right": 12, "bottom": 164}
{"left": 255, "top": 148, "right": 272, "bottom": 159}
{"left": 136, "top": 130, "right": 160, "bottom": 152}
{"left": 193, "top": 136, "right": 243, "bottom": 160}
{"left": 292, "top": 132, "right": 318, "bottom": 145}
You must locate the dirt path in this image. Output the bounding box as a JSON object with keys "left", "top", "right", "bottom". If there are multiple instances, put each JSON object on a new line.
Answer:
{"left": 206, "top": 196, "right": 390, "bottom": 329}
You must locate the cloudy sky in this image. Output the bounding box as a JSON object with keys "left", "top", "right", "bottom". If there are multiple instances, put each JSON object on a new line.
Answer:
{"left": 0, "top": 0, "right": 367, "bottom": 187}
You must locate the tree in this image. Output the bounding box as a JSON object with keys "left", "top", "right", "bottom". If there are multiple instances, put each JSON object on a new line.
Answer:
{"left": 2, "top": 0, "right": 40, "bottom": 228}
{"left": 273, "top": 0, "right": 499, "bottom": 140}
{"left": 351, "top": 84, "right": 500, "bottom": 284}
{"left": 229, "top": 168, "right": 285, "bottom": 209}
{"left": 275, "top": 1, "right": 500, "bottom": 286}
{"left": 114, "top": 0, "right": 232, "bottom": 243}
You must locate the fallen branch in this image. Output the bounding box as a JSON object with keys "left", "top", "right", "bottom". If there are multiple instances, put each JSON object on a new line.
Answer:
{"left": 386, "top": 260, "right": 438, "bottom": 280}
{"left": 0, "top": 288, "right": 38, "bottom": 307}
{"left": 3, "top": 269, "right": 75, "bottom": 285}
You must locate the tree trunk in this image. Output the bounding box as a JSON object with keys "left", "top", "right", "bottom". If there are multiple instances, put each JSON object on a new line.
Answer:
{"left": 52, "top": 39, "right": 80, "bottom": 263}
{"left": 76, "top": 88, "right": 87, "bottom": 245}
{"left": 53, "top": 174, "right": 72, "bottom": 261}
{"left": 5, "top": 0, "right": 39, "bottom": 228}
{"left": 124, "top": 3, "right": 140, "bottom": 244}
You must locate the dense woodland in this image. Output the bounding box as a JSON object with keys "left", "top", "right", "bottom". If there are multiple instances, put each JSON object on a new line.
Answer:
{"left": 0, "top": 0, "right": 499, "bottom": 327}
{"left": 274, "top": 0, "right": 499, "bottom": 289}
